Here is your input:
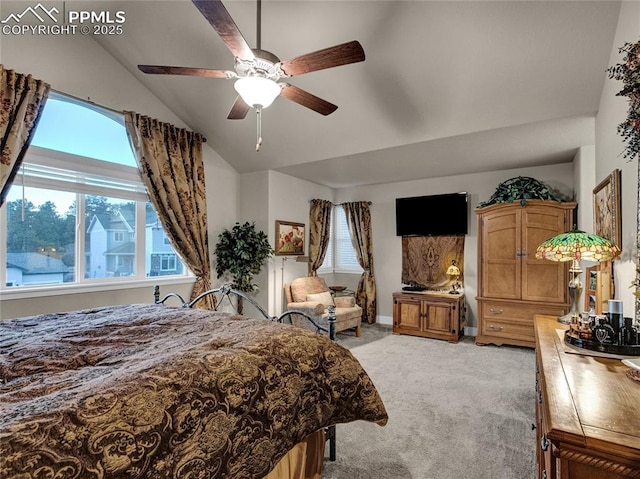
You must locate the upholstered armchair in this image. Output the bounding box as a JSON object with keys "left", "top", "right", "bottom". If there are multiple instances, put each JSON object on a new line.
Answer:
{"left": 284, "top": 276, "right": 362, "bottom": 337}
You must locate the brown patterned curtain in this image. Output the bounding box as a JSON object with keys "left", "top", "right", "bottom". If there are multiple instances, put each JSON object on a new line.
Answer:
{"left": 342, "top": 201, "right": 377, "bottom": 324}
{"left": 308, "top": 199, "right": 333, "bottom": 276}
{"left": 0, "top": 65, "right": 50, "bottom": 207}
{"left": 124, "top": 112, "right": 214, "bottom": 309}
{"left": 402, "top": 236, "right": 465, "bottom": 289}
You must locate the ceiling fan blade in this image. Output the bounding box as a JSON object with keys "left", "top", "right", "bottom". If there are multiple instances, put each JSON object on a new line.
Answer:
{"left": 138, "top": 65, "right": 234, "bottom": 78}
{"left": 280, "top": 84, "right": 337, "bottom": 116}
{"left": 227, "top": 96, "right": 250, "bottom": 120}
{"left": 279, "top": 41, "right": 365, "bottom": 77}
{"left": 191, "top": 0, "right": 255, "bottom": 61}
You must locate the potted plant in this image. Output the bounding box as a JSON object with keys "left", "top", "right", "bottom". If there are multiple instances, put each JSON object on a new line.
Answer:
{"left": 214, "top": 222, "right": 273, "bottom": 312}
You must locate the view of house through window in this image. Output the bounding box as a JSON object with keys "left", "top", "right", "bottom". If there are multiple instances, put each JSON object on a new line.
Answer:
{"left": 1, "top": 92, "right": 187, "bottom": 289}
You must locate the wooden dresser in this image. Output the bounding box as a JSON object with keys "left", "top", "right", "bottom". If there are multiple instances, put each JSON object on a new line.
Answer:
{"left": 476, "top": 200, "right": 576, "bottom": 348}
{"left": 392, "top": 291, "right": 465, "bottom": 343}
{"left": 534, "top": 314, "right": 640, "bottom": 479}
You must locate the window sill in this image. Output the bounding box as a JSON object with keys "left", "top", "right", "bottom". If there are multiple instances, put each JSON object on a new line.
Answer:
{"left": 316, "top": 269, "right": 363, "bottom": 275}
{"left": 0, "top": 276, "right": 196, "bottom": 300}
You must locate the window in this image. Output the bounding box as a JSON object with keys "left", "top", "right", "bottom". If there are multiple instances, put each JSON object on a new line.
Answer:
{"left": 319, "top": 206, "right": 363, "bottom": 273}
{"left": 160, "top": 254, "right": 177, "bottom": 271}
{"left": 1, "top": 92, "right": 188, "bottom": 291}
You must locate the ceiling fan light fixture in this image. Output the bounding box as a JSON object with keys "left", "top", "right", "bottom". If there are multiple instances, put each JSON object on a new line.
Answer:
{"left": 234, "top": 76, "right": 281, "bottom": 108}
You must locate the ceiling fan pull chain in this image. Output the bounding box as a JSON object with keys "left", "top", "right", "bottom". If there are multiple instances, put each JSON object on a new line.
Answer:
{"left": 256, "top": 106, "right": 263, "bottom": 152}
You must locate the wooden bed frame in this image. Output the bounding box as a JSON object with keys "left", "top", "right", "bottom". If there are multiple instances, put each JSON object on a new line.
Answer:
{"left": 153, "top": 284, "right": 339, "bottom": 462}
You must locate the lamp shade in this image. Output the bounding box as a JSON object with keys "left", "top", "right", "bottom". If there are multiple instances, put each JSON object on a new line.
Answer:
{"left": 535, "top": 230, "right": 620, "bottom": 262}
{"left": 446, "top": 263, "right": 461, "bottom": 276}
{"left": 234, "top": 77, "right": 281, "bottom": 108}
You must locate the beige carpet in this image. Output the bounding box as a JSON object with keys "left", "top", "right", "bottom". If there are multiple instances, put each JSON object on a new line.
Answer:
{"left": 324, "top": 330, "right": 536, "bottom": 478}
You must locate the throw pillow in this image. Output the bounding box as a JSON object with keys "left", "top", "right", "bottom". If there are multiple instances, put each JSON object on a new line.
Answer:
{"left": 306, "top": 291, "right": 335, "bottom": 308}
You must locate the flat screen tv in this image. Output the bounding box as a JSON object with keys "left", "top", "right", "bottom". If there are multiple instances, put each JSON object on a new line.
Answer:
{"left": 396, "top": 192, "right": 468, "bottom": 236}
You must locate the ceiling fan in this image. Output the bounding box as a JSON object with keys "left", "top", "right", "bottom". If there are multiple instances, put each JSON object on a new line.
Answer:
{"left": 138, "top": 0, "right": 365, "bottom": 150}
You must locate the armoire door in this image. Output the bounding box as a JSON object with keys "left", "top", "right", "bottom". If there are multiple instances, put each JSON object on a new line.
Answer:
{"left": 480, "top": 208, "right": 521, "bottom": 299}
{"left": 521, "top": 205, "right": 569, "bottom": 303}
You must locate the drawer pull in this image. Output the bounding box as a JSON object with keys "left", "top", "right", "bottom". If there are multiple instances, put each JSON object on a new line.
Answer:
{"left": 488, "top": 324, "right": 504, "bottom": 331}
{"left": 489, "top": 308, "right": 504, "bottom": 315}
{"left": 541, "top": 434, "right": 549, "bottom": 452}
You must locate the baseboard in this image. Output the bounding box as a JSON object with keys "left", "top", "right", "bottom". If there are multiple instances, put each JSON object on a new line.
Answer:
{"left": 376, "top": 317, "right": 476, "bottom": 336}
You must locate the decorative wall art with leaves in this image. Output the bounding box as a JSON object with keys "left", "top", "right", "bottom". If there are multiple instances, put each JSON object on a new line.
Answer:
{"left": 607, "top": 38, "right": 640, "bottom": 162}
{"left": 477, "top": 176, "right": 567, "bottom": 208}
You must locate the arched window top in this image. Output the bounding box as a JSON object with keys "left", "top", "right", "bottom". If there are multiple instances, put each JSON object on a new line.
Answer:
{"left": 31, "top": 92, "right": 137, "bottom": 167}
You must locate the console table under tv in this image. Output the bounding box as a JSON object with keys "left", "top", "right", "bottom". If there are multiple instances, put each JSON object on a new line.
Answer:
{"left": 392, "top": 291, "right": 466, "bottom": 343}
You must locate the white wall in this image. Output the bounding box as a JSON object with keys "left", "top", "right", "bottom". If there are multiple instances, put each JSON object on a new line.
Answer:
{"left": 572, "top": 145, "right": 597, "bottom": 309}
{"left": 595, "top": 1, "right": 640, "bottom": 319}
{"left": 236, "top": 171, "right": 332, "bottom": 316}
{"left": 267, "top": 171, "right": 332, "bottom": 315}
{"left": 1, "top": 26, "right": 238, "bottom": 318}
{"left": 334, "top": 163, "right": 574, "bottom": 328}
{"left": 237, "top": 171, "right": 271, "bottom": 312}
{"left": 573, "top": 145, "right": 596, "bottom": 232}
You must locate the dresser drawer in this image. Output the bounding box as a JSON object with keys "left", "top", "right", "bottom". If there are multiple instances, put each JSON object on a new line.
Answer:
{"left": 482, "top": 317, "right": 534, "bottom": 341}
{"left": 477, "top": 301, "right": 568, "bottom": 347}
{"left": 482, "top": 301, "right": 566, "bottom": 321}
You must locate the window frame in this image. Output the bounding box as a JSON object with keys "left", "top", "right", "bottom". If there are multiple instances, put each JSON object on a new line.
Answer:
{"left": 317, "top": 205, "right": 363, "bottom": 275}
{"left": 0, "top": 96, "right": 192, "bottom": 298}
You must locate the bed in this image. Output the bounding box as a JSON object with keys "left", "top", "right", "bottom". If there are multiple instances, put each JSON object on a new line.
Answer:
{"left": 0, "top": 287, "right": 388, "bottom": 479}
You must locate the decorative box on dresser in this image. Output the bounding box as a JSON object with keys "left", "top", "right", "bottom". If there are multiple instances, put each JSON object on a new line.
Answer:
{"left": 475, "top": 200, "right": 576, "bottom": 348}
{"left": 392, "top": 291, "right": 465, "bottom": 343}
{"left": 534, "top": 314, "right": 640, "bottom": 479}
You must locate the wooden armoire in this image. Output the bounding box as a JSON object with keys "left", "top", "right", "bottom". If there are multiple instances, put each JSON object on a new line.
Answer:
{"left": 475, "top": 200, "right": 577, "bottom": 348}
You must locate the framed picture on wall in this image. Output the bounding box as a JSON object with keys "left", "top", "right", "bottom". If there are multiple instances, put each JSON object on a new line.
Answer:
{"left": 275, "top": 220, "right": 305, "bottom": 255}
{"left": 593, "top": 169, "right": 622, "bottom": 248}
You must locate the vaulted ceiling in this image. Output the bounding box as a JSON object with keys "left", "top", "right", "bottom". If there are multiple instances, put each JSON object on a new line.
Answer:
{"left": 89, "top": 0, "right": 620, "bottom": 187}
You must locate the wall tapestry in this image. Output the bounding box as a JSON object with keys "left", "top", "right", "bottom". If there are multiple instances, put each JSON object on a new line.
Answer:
{"left": 402, "top": 235, "right": 464, "bottom": 289}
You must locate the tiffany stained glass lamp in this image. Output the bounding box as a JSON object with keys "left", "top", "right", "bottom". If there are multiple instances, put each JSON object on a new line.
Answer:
{"left": 536, "top": 230, "right": 621, "bottom": 324}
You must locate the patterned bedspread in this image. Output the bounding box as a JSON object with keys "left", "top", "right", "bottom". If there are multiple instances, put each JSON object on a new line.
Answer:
{"left": 0, "top": 304, "right": 387, "bottom": 479}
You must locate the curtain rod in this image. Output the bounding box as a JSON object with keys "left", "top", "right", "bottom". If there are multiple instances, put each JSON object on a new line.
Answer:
{"left": 308, "top": 200, "right": 372, "bottom": 206}
{"left": 313, "top": 201, "right": 372, "bottom": 206}
{"left": 335, "top": 201, "right": 372, "bottom": 206}
{"left": 50, "top": 88, "right": 207, "bottom": 143}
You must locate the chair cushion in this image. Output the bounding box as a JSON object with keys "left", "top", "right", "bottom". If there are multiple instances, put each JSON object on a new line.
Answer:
{"left": 334, "top": 296, "right": 356, "bottom": 308}
{"left": 331, "top": 306, "right": 362, "bottom": 322}
{"left": 290, "top": 277, "right": 330, "bottom": 302}
{"left": 306, "top": 291, "right": 335, "bottom": 308}
{"left": 321, "top": 306, "right": 362, "bottom": 333}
